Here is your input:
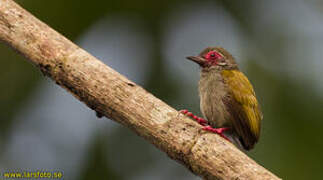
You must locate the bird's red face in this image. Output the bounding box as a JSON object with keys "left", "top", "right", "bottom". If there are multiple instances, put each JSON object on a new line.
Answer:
{"left": 186, "top": 49, "right": 225, "bottom": 67}
{"left": 203, "top": 50, "right": 223, "bottom": 64}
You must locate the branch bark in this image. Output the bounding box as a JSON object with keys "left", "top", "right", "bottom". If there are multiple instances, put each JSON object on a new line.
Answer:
{"left": 0, "top": 0, "right": 280, "bottom": 179}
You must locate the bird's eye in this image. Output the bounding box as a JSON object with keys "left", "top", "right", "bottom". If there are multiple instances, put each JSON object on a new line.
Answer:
{"left": 205, "top": 51, "right": 222, "bottom": 60}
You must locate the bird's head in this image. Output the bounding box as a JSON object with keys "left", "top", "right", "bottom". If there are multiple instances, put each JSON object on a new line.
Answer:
{"left": 186, "top": 47, "right": 238, "bottom": 70}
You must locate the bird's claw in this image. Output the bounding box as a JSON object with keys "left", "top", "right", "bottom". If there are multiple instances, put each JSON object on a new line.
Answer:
{"left": 203, "top": 126, "right": 231, "bottom": 142}
{"left": 180, "top": 109, "right": 230, "bottom": 142}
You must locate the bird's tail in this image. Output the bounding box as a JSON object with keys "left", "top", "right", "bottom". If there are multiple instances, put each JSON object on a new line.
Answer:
{"left": 224, "top": 132, "right": 246, "bottom": 152}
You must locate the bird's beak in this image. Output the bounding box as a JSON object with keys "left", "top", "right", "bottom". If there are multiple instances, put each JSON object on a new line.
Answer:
{"left": 186, "top": 56, "right": 205, "bottom": 66}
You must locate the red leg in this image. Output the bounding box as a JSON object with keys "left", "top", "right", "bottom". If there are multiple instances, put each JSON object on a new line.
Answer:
{"left": 179, "top": 109, "right": 207, "bottom": 126}
{"left": 203, "top": 126, "right": 231, "bottom": 142}
{"left": 180, "top": 109, "right": 231, "bottom": 142}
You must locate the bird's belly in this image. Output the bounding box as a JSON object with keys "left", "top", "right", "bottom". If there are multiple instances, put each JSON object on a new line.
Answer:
{"left": 200, "top": 92, "right": 230, "bottom": 127}
{"left": 199, "top": 73, "right": 231, "bottom": 128}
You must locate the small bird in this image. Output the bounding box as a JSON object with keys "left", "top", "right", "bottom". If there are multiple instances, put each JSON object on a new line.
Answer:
{"left": 181, "top": 47, "right": 262, "bottom": 150}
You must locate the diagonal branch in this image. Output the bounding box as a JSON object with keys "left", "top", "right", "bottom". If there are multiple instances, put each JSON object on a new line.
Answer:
{"left": 0, "top": 0, "right": 280, "bottom": 179}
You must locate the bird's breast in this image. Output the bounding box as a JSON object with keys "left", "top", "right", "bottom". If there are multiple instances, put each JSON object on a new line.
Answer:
{"left": 199, "top": 70, "right": 231, "bottom": 127}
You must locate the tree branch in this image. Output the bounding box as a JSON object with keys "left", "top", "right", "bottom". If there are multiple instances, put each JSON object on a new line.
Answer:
{"left": 0, "top": 0, "right": 280, "bottom": 179}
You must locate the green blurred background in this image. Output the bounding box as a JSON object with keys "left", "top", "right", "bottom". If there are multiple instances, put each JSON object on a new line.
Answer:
{"left": 1, "top": 0, "right": 323, "bottom": 179}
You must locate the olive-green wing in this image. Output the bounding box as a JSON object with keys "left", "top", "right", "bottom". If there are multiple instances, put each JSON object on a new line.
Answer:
{"left": 221, "top": 70, "right": 262, "bottom": 150}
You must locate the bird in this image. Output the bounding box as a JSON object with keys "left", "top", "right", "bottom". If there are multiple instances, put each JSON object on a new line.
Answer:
{"left": 180, "top": 47, "right": 262, "bottom": 150}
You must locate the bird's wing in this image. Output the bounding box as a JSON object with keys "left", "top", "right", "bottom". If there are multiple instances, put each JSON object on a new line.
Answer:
{"left": 221, "top": 70, "right": 262, "bottom": 150}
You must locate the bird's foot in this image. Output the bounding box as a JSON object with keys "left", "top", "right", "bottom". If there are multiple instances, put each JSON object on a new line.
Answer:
{"left": 179, "top": 109, "right": 207, "bottom": 126}
{"left": 203, "top": 126, "right": 231, "bottom": 142}
{"left": 179, "top": 109, "right": 231, "bottom": 142}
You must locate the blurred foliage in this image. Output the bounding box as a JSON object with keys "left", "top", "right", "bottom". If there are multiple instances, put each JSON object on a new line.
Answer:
{"left": 0, "top": 43, "right": 40, "bottom": 139}
{"left": 0, "top": 0, "right": 322, "bottom": 179}
{"left": 80, "top": 134, "right": 120, "bottom": 180}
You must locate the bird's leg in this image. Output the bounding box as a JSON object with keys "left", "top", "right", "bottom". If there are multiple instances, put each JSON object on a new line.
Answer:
{"left": 179, "top": 109, "right": 207, "bottom": 126}
{"left": 202, "top": 126, "right": 231, "bottom": 142}
{"left": 180, "top": 109, "right": 231, "bottom": 142}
